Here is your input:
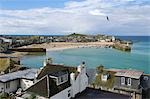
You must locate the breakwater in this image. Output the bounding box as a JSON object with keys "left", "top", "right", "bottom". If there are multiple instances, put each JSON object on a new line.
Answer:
{"left": 112, "top": 43, "right": 131, "bottom": 52}
{"left": 10, "top": 48, "right": 46, "bottom": 52}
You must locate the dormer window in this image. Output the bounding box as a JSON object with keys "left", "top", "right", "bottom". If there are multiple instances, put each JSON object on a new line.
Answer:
{"left": 57, "top": 74, "right": 68, "bottom": 85}
{"left": 102, "top": 74, "right": 109, "bottom": 81}
{"left": 121, "top": 77, "right": 125, "bottom": 85}
{"left": 49, "top": 71, "right": 69, "bottom": 86}
{"left": 127, "top": 78, "right": 131, "bottom": 86}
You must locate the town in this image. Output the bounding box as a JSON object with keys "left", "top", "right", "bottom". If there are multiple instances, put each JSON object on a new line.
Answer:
{"left": 0, "top": 57, "right": 149, "bottom": 99}
{"left": 1, "top": 0, "right": 149, "bottom": 98}
{"left": 0, "top": 34, "right": 149, "bottom": 99}
{"left": 0, "top": 33, "right": 132, "bottom": 53}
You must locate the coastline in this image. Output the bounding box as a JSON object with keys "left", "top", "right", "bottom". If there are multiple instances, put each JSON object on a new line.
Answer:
{"left": 21, "top": 42, "right": 114, "bottom": 51}
{"left": 0, "top": 42, "right": 114, "bottom": 57}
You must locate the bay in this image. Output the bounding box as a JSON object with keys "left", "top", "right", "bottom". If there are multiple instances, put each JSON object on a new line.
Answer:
{"left": 21, "top": 36, "right": 150, "bottom": 74}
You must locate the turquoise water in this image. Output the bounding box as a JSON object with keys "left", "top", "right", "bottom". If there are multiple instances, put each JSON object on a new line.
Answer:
{"left": 21, "top": 36, "right": 150, "bottom": 74}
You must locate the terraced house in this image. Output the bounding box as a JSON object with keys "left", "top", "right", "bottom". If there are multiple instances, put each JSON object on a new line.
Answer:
{"left": 113, "top": 69, "right": 143, "bottom": 99}
{"left": 17, "top": 60, "right": 89, "bottom": 99}
{"left": 0, "top": 69, "right": 38, "bottom": 93}
{"left": 94, "top": 67, "right": 144, "bottom": 99}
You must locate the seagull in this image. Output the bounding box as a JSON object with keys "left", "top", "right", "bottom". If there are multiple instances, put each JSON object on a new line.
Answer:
{"left": 106, "top": 16, "right": 109, "bottom": 21}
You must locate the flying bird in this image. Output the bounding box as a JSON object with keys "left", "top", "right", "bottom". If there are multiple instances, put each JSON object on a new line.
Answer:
{"left": 106, "top": 16, "right": 109, "bottom": 21}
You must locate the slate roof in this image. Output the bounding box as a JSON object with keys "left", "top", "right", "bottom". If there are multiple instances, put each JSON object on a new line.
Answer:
{"left": 37, "top": 63, "right": 77, "bottom": 79}
{"left": 0, "top": 69, "right": 38, "bottom": 82}
{"left": 27, "top": 70, "right": 71, "bottom": 98}
{"left": 27, "top": 76, "right": 49, "bottom": 97}
{"left": 26, "top": 64, "right": 75, "bottom": 98}
{"left": 114, "top": 69, "right": 143, "bottom": 79}
{"left": 75, "top": 87, "right": 130, "bottom": 99}
{"left": 50, "top": 70, "right": 68, "bottom": 77}
{"left": 141, "top": 75, "right": 150, "bottom": 89}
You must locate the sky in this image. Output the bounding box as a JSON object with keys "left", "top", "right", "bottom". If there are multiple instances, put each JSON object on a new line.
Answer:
{"left": 0, "top": 0, "right": 150, "bottom": 36}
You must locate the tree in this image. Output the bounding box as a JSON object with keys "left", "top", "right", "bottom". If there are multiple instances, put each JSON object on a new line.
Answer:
{"left": 96, "top": 65, "right": 104, "bottom": 74}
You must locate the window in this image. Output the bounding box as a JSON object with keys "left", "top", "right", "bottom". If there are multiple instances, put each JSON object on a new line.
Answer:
{"left": 6, "top": 82, "right": 10, "bottom": 89}
{"left": 121, "top": 77, "right": 125, "bottom": 85}
{"left": 61, "top": 76, "right": 63, "bottom": 82}
{"left": 57, "top": 74, "right": 68, "bottom": 85}
{"left": 127, "top": 78, "right": 131, "bottom": 86}
{"left": 63, "top": 75, "right": 68, "bottom": 81}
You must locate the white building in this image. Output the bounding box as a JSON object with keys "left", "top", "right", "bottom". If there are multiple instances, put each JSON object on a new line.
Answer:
{"left": 0, "top": 37, "right": 13, "bottom": 45}
{"left": 18, "top": 62, "right": 89, "bottom": 99}
{"left": 112, "top": 36, "right": 115, "bottom": 42}
{"left": 0, "top": 69, "right": 38, "bottom": 93}
{"left": 99, "top": 40, "right": 106, "bottom": 42}
{"left": 70, "top": 62, "right": 88, "bottom": 98}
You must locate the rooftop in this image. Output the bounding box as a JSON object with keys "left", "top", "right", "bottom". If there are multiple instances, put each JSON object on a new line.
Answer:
{"left": 26, "top": 69, "right": 71, "bottom": 98}
{"left": 37, "top": 63, "right": 76, "bottom": 79}
{"left": 26, "top": 63, "right": 78, "bottom": 98}
{"left": 75, "top": 87, "right": 130, "bottom": 99}
{"left": 94, "top": 71, "right": 116, "bottom": 89}
{"left": 50, "top": 70, "right": 68, "bottom": 77}
{"left": 113, "top": 69, "right": 143, "bottom": 79}
{"left": 0, "top": 69, "right": 38, "bottom": 82}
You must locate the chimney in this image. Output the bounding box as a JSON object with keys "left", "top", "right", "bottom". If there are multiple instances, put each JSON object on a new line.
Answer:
{"left": 43, "top": 58, "right": 53, "bottom": 67}
{"left": 43, "top": 60, "right": 47, "bottom": 67}
{"left": 77, "top": 61, "right": 86, "bottom": 73}
{"left": 47, "top": 58, "right": 53, "bottom": 64}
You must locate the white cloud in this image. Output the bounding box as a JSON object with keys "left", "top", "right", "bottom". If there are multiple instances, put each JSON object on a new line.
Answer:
{"left": 0, "top": 0, "right": 150, "bottom": 35}
{"left": 89, "top": 9, "right": 106, "bottom": 16}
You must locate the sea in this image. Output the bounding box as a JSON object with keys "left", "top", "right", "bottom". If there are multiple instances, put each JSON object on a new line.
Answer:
{"left": 20, "top": 36, "right": 150, "bottom": 74}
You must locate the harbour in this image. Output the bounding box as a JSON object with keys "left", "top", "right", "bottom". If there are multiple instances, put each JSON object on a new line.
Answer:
{"left": 20, "top": 36, "right": 150, "bottom": 74}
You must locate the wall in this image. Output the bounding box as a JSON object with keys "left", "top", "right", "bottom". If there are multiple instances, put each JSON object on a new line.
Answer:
{"left": 0, "top": 82, "right": 4, "bottom": 92}
{"left": 51, "top": 87, "right": 71, "bottom": 99}
{"left": 20, "top": 79, "right": 34, "bottom": 90}
{"left": 79, "top": 72, "right": 88, "bottom": 92}
{"left": 71, "top": 66, "right": 88, "bottom": 98}
{"left": 3, "top": 80, "right": 20, "bottom": 93}
{"left": 71, "top": 75, "right": 80, "bottom": 97}
{"left": 114, "top": 76, "right": 140, "bottom": 90}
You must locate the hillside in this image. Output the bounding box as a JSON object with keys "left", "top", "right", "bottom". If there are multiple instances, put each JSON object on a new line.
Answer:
{"left": 67, "top": 33, "right": 87, "bottom": 37}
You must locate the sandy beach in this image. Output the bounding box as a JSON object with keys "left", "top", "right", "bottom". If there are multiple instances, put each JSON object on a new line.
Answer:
{"left": 0, "top": 42, "right": 114, "bottom": 57}
{"left": 20, "top": 42, "right": 114, "bottom": 51}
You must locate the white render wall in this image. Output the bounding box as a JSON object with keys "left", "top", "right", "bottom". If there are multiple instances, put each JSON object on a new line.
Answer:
{"left": 70, "top": 64, "right": 88, "bottom": 98}
{"left": 71, "top": 73, "right": 88, "bottom": 97}
{"left": 5, "top": 80, "right": 20, "bottom": 93}
{"left": 0, "top": 80, "right": 20, "bottom": 93}
{"left": 71, "top": 75, "right": 80, "bottom": 97}
{"left": 0, "top": 79, "right": 34, "bottom": 93}
{"left": 51, "top": 87, "right": 71, "bottom": 99}
{"left": 79, "top": 72, "right": 88, "bottom": 92}
{"left": 20, "top": 79, "right": 34, "bottom": 90}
